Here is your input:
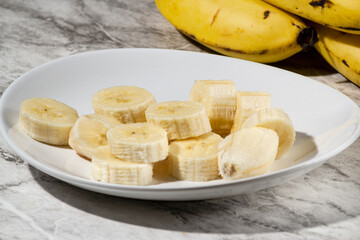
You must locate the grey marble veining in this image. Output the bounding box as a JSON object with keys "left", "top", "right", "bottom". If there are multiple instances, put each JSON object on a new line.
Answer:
{"left": 1, "top": 0, "right": 360, "bottom": 239}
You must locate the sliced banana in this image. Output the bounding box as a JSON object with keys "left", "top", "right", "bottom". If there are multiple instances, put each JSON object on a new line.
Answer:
{"left": 168, "top": 132, "right": 222, "bottom": 181}
{"left": 92, "top": 146, "right": 153, "bottom": 185}
{"left": 231, "top": 91, "right": 271, "bottom": 133}
{"left": 68, "top": 114, "right": 121, "bottom": 159}
{"left": 107, "top": 122, "right": 168, "bottom": 163}
{"left": 145, "top": 101, "right": 211, "bottom": 140}
{"left": 241, "top": 108, "right": 295, "bottom": 159}
{"left": 218, "top": 127, "right": 279, "bottom": 180}
{"left": 92, "top": 86, "right": 156, "bottom": 123}
{"left": 19, "top": 98, "right": 79, "bottom": 145}
{"left": 189, "top": 80, "right": 236, "bottom": 136}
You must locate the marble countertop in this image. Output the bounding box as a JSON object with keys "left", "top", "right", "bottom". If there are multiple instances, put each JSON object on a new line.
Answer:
{"left": 0, "top": 1, "right": 359, "bottom": 239}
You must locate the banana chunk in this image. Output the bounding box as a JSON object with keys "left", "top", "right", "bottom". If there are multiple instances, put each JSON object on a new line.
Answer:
{"left": 92, "top": 146, "right": 153, "bottom": 185}
{"left": 168, "top": 132, "right": 223, "bottom": 181}
{"left": 231, "top": 91, "right": 271, "bottom": 133}
{"left": 20, "top": 98, "right": 79, "bottom": 145}
{"left": 189, "top": 80, "right": 236, "bottom": 136}
{"left": 145, "top": 101, "right": 211, "bottom": 140}
{"left": 107, "top": 123, "right": 168, "bottom": 163}
{"left": 69, "top": 114, "right": 121, "bottom": 159}
{"left": 218, "top": 127, "right": 278, "bottom": 180}
{"left": 92, "top": 86, "right": 156, "bottom": 123}
{"left": 241, "top": 108, "right": 295, "bottom": 159}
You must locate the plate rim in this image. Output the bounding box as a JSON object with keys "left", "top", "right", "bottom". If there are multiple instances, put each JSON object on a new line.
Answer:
{"left": 1, "top": 48, "right": 360, "bottom": 192}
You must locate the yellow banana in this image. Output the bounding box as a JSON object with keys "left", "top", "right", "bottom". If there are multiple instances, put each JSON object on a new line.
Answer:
{"left": 262, "top": 0, "right": 360, "bottom": 34}
{"left": 314, "top": 24, "right": 360, "bottom": 87}
{"left": 154, "top": 0, "right": 317, "bottom": 63}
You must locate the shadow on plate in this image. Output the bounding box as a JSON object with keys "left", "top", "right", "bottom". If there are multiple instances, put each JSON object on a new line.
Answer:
{"left": 29, "top": 132, "right": 359, "bottom": 234}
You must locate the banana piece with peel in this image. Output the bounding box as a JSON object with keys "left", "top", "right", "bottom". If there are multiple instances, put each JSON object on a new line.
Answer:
{"left": 218, "top": 127, "right": 279, "bottom": 180}
{"left": 189, "top": 80, "right": 236, "bottom": 136}
{"left": 20, "top": 98, "right": 79, "bottom": 145}
{"left": 145, "top": 101, "right": 211, "bottom": 140}
{"left": 168, "top": 132, "right": 223, "bottom": 181}
{"left": 92, "top": 86, "right": 156, "bottom": 123}
{"left": 231, "top": 91, "right": 271, "bottom": 133}
{"left": 107, "top": 123, "right": 168, "bottom": 163}
{"left": 262, "top": 0, "right": 360, "bottom": 35}
{"left": 241, "top": 108, "right": 295, "bottom": 159}
{"left": 314, "top": 24, "right": 360, "bottom": 87}
{"left": 68, "top": 114, "right": 121, "bottom": 159}
{"left": 155, "top": 0, "right": 317, "bottom": 63}
{"left": 92, "top": 146, "right": 153, "bottom": 185}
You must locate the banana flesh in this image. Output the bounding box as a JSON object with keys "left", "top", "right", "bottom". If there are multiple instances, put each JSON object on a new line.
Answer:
{"left": 168, "top": 132, "right": 223, "bottom": 181}
{"left": 68, "top": 114, "right": 121, "bottom": 159}
{"left": 189, "top": 80, "right": 236, "bottom": 136}
{"left": 218, "top": 127, "right": 279, "bottom": 180}
{"left": 231, "top": 91, "right": 271, "bottom": 133}
{"left": 107, "top": 123, "right": 168, "bottom": 163}
{"left": 91, "top": 146, "right": 153, "bottom": 185}
{"left": 145, "top": 101, "right": 211, "bottom": 140}
{"left": 241, "top": 108, "right": 295, "bottom": 159}
{"left": 19, "top": 98, "right": 79, "bottom": 145}
{"left": 155, "top": 0, "right": 317, "bottom": 63}
{"left": 262, "top": 0, "right": 360, "bottom": 35}
{"left": 314, "top": 24, "right": 360, "bottom": 87}
{"left": 92, "top": 86, "right": 156, "bottom": 123}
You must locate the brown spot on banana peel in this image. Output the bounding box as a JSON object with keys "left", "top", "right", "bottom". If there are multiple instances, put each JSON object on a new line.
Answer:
{"left": 292, "top": 22, "right": 301, "bottom": 29}
{"left": 320, "top": 43, "right": 360, "bottom": 76}
{"left": 337, "top": 27, "right": 360, "bottom": 31}
{"left": 297, "top": 26, "right": 318, "bottom": 51}
{"left": 342, "top": 59, "right": 350, "bottom": 67}
{"left": 210, "top": 8, "right": 221, "bottom": 26}
{"left": 263, "top": 10, "right": 270, "bottom": 19}
{"left": 309, "top": 0, "right": 333, "bottom": 8}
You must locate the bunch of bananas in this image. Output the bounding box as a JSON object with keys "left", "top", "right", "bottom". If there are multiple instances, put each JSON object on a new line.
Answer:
{"left": 154, "top": 0, "right": 360, "bottom": 86}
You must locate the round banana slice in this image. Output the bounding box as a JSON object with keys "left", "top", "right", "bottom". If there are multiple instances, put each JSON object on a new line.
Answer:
{"left": 168, "top": 132, "right": 223, "bottom": 181}
{"left": 241, "top": 108, "right": 295, "bottom": 159}
{"left": 92, "top": 146, "right": 153, "bottom": 185}
{"left": 145, "top": 101, "right": 211, "bottom": 140}
{"left": 92, "top": 86, "right": 156, "bottom": 123}
{"left": 107, "top": 123, "right": 168, "bottom": 163}
{"left": 19, "top": 98, "right": 79, "bottom": 145}
{"left": 218, "top": 127, "right": 279, "bottom": 180}
{"left": 68, "top": 114, "right": 121, "bottom": 159}
{"left": 189, "top": 80, "right": 236, "bottom": 136}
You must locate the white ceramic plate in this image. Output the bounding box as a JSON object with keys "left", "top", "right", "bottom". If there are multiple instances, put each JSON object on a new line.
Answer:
{"left": 1, "top": 49, "right": 359, "bottom": 201}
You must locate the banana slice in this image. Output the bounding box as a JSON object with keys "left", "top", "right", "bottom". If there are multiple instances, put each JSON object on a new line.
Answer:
{"left": 107, "top": 123, "right": 168, "bottom": 163}
{"left": 241, "top": 108, "right": 295, "bottom": 159}
{"left": 231, "top": 91, "right": 271, "bottom": 133}
{"left": 19, "top": 98, "right": 79, "bottom": 145}
{"left": 92, "top": 146, "right": 153, "bottom": 185}
{"left": 92, "top": 86, "right": 156, "bottom": 123}
{"left": 189, "top": 80, "right": 236, "bottom": 136}
{"left": 218, "top": 127, "right": 279, "bottom": 180}
{"left": 145, "top": 101, "right": 211, "bottom": 140}
{"left": 68, "top": 114, "right": 121, "bottom": 159}
{"left": 168, "top": 132, "right": 222, "bottom": 181}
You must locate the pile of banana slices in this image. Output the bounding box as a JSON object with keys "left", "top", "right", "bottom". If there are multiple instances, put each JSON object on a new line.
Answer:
{"left": 19, "top": 80, "right": 295, "bottom": 185}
